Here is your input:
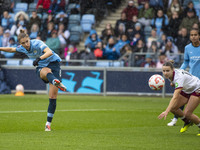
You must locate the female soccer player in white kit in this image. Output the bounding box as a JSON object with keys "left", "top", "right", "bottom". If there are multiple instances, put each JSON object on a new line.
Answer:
{"left": 158, "top": 60, "right": 200, "bottom": 136}
{"left": 167, "top": 28, "right": 200, "bottom": 126}
{"left": 0, "top": 29, "right": 67, "bottom": 131}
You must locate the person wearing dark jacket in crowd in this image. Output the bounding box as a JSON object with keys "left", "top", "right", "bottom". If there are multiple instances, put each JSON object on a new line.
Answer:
{"left": 122, "top": 0, "right": 138, "bottom": 21}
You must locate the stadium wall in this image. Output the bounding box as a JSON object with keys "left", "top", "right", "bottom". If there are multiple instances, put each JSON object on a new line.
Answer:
{"left": 2, "top": 66, "right": 174, "bottom": 96}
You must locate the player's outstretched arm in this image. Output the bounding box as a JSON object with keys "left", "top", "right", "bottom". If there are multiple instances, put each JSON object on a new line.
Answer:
{"left": 0, "top": 47, "right": 16, "bottom": 53}
{"left": 158, "top": 88, "right": 182, "bottom": 120}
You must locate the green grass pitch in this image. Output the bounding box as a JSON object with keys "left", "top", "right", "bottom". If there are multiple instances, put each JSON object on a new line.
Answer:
{"left": 0, "top": 94, "right": 200, "bottom": 150}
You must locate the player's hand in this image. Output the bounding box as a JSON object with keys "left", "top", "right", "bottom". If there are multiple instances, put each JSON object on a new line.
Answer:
{"left": 33, "top": 57, "right": 41, "bottom": 66}
{"left": 158, "top": 111, "right": 168, "bottom": 120}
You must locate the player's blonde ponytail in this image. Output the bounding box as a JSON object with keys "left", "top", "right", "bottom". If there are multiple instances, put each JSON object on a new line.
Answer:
{"left": 18, "top": 29, "right": 29, "bottom": 43}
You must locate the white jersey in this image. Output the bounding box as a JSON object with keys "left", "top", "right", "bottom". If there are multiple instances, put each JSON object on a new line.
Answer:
{"left": 170, "top": 69, "right": 200, "bottom": 94}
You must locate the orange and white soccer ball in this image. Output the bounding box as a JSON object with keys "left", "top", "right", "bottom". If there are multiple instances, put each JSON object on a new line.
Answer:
{"left": 148, "top": 74, "right": 165, "bottom": 90}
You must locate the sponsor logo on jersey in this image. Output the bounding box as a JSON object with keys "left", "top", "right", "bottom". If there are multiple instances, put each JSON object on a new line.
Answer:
{"left": 175, "top": 82, "right": 179, "bottom": 88}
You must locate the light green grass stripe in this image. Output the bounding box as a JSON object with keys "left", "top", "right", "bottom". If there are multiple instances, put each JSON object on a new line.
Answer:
{"left": 0, "top": 109, "right": 115, "bottom": 114}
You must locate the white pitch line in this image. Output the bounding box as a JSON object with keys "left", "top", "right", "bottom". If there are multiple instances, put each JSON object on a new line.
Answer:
{"left": 0, "top": 109, "right": 115, "bottom": 114}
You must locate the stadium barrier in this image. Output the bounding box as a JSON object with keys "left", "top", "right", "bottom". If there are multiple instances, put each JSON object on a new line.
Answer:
{"left": 1, "top": 65, "right": 174, "bottom": 97}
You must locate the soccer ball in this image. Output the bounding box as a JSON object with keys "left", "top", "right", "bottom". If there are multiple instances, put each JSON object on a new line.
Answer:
{"left": 16, "top": 84, "right": 24, "bottom": 92}
{"left": 148, "top": 74, "right": 165, "bottom": 90}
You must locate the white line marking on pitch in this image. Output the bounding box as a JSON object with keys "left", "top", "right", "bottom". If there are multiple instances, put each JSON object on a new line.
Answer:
{"left": 0, "top": 109, "right": 115, "bottom": 114}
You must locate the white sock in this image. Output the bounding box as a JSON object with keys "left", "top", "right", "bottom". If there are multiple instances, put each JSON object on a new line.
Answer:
{"left": 46, "top": 121, "right": 51, "bottom": 126}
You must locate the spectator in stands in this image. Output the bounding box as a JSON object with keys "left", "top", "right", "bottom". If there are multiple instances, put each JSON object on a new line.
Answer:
{"left": 115, "top": 34, "right": 129, "bottom": 52}
{"left": 146, "top": 28, "right": 159, "bottom": 49}
{"left": 2, "top": 30, "right": 11, "bottom": 47}
{"left": 101, "top": 29, "right": 115, "bottom": 47}
{"left": 167, "top": 0, "right": 182, "bottom": 19}
{"left": 101, "top": 23, "right": 115, "bottom": 41}
{"left": 29, "top": 23, "right": 40, "bottom": 40}
{"left": 158, "top": 33, "right": 167, "bottom": 49}
{"left": 93, "top": 41, "right": 104, "bottom": 60}
{"left": 104, "top": 37, "right": 120, "bottom": 60}
{"left": 161, "top": 36, "right": 179, "bottom": 65}
{"left": 179, "top": 8, "right": 199, "bottom": 32}
{"left": 122, "top": 0, "right": 138, "bottom": 21}
{"left": 128, "top": 22, "right": 144, "bottom": 43}
{"left": 57, "top": 22, "right": 70, "bottom": 58}
{"left": 167, "top": 11, "right": 181, "bottom": 39}
{"left": 84, "top": 29, "right": 101, "bottom": 51}
{"left": 126, "top": 15, "right": 138, "bottom": 33}
{"left": 79, "top": 46, "right": 96, "bottom": 66}
{"left": 147, "top": 41, "right": 160, "bottom": 62}
{"left": 42, "top": 12, "right": 54, "bottom": 31}
{"left": 192, "top": 23, "right": 200, "bottom": 30}
{"left": 120, "top": 44, "right": 132, "bottom": 66}
{"left": 114, "top": 12, "right": 128, "bottom": 35}
{"left": 0, "top": 0, "right": 14, "bottom": 13}
{"left": 130, "top": 32, "right": 143, "bottom": 48}
{"left": 1, "top": 11, "right": 14, "bottom": 30}
{"left": 36, "top": 0, "right": 52, "bottom": 13}
{"left": 41, "top": 22, "right": 55, "bottom": 41}
{"left": 175, "top": 27, "right": 190, "bottom": 53}
{"left": 46, "top": 30, "right": 61, "bottom": 55}
{"left": 149, "top": 0, "right": 163, "bottom": 12}
{"left": 138, "top": 2, "right": 155, "bottom": 26}
{"left": 64, "top": 44, "right": 79, "bottom": 66}
{"left": 156, "top": 53, "right": 167, "bottom": 69}
{"left": 151, "top": 9, "right": 169, "bottom": 37}
{"left": 132, "top": 39, "right": 147, "bottom": 66}
{"left": 182, "top": 1, "right": 196, "bottom": 18}
{"left": 50, "top": 0, "right": 66, "bottom": 13}
{"left": 115, "top": 23, "right": 126, "bottom": 40}
{"left": 28, "top": 11, "right": 42, "bottom": 32}
{"left": 140, "top": 54, "right": 156, "bottom": 68}
{"left": 10, "top": 11, "right": 29, "bottom": 36}
{"left": 1, "top": 37, "right": 17, "bottom": 58}
{"left": 54, "top": 11, "right": 68, "bottom": 29}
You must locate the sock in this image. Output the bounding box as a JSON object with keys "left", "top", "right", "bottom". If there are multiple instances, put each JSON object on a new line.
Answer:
{"left": 46, "top": 121, "right": 51, "bottom": 126}
{"left": 46, "top": 73, "right": 57, "bottom": 85}
{"left": 180, "top": 116, "right": 190, "bottom": 124}
{"left": 47, "top": 99, "right": 57, "bottom": 123}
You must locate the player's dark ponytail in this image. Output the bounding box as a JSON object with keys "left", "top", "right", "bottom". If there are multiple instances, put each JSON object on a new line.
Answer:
{"left": 163, "top": 60, "right": 174, "bottom": 69}
{"left": 18, "top": 29, "right": 29, "bottom": 43}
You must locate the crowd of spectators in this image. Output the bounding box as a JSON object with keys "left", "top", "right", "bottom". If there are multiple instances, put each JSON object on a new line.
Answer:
{"left": 0, "top": 0, "right": 200, "bottom": 68}
{"left": 83, "top": 0, "right": 200, "bottom": 68}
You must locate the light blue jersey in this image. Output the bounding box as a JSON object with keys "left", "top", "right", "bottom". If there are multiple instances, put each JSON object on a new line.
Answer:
{"left": 180, "top": 43, "right": 200, "bottom": 79}
{"left": 16, "top": 39, "right": 61, "bottom": 67}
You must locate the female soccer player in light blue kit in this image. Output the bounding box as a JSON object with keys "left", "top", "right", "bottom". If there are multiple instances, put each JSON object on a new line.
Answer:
{"left": 167, "top": 28, "right": 200, "bottom": 126}
{"left": 158, "top": 60, "right": 200, "bottom": 136}
{"left": 0, "top": 29, "right": 67, "bottom": 131}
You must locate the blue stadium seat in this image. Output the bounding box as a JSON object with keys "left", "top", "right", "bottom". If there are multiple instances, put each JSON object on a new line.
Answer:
{"left": 14, "top": 3, "right": 28, "bottom": 13}
{"left": 112, "top": 61, "right": 124, "bottom": 67}
{"left": 21, "top": 59, "right": 33, "bottom": 66}
{"left": 28, "top": 3, "right": 37, "bottom": 13}
{"left": 81, "top": 14, "right": 95, "bottom": 32}
{"left": 69, "top": 25, "right": 83, "bottom": 44}
{"left": 69, "top": 14, "right": 81, "bottom": 24}
{"left": 6, "top": 60, "right": 20, "bottom": 66}
{"left": 96, "top": 61, "right": 110, "bottom": 67}
{"left": 68, "top": 14, "right": 81, "bottom": 30}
